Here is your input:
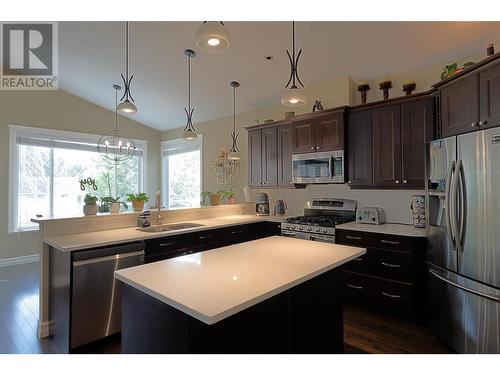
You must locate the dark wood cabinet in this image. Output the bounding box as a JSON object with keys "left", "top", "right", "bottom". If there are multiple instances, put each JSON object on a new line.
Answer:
{"left": 336, "top": 229, "right": 425, "bottom": 322}
{"left": 479, "top": 62, "right": 500, "bottom": 128}
{"left": 277, "top": 124, "right": 294, "bottom": 187}
{"left": 347, "top": 110, "right": 373, "bottom": 187}
{"left": 401, "top": 98, "right": 433, "bottom": 188}
{"left": 291, "top": 118, "right": 316, "bottom": 153}
{"left": 291, "top": 111, "right": 345, "bottom": 154}
{"left": 373, "top": 104, "right": 402, "bottom": 187}
{"left": 261, "top": 127, "right": 278, "bottom": 186}
{"left": 247, "top": 128, "right": 262, "bottom": 187}
{"left": 440, "top": 75, "right": 479, "bottom": 137}
{"left": 315, "top": 112, "right": 344, "bottom": 151}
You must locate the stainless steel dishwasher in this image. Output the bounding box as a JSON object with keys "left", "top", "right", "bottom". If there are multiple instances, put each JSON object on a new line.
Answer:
{"left": 71, "top": 242, "right": 145, "bottom": 349}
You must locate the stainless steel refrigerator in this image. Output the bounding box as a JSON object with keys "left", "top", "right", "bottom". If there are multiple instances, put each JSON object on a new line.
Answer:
{"left": 426, "top": 127, "right": 500, "bottom": 353}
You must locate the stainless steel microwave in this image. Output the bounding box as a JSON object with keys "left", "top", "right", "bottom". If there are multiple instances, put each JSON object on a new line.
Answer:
{"left": 291, "top": 150, "right": 345, "bottom": 184}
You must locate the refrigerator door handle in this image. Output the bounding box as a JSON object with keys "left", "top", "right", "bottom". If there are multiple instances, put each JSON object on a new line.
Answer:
{"left": 445, "top": 160, "right": 457, "bottom": 250}
{"left": 457, "top": 160, "right": 467, "bottom": 252}
{"left": 429, "top": 268, "right": 500, "bottom": 303}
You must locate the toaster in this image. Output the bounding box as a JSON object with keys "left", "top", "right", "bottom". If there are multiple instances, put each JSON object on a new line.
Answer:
{"left": 356, "top": 207, "right": 386, "bottom": 225}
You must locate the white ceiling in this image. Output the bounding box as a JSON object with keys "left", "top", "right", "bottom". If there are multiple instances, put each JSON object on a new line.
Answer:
{"left": 58, "top": 21, "right": 500, "bottom": 131}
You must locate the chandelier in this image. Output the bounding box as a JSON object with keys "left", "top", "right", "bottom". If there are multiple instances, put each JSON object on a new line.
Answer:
{"left": 97, "top": 84, "right": 136, "bottom": 163}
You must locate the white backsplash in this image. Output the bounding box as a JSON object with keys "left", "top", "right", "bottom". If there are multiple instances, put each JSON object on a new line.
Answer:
{"left": 248, "top": 184, "right": 424, "bottom": 224}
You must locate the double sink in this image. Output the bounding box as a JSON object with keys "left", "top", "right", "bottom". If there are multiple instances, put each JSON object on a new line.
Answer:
{"left": 137, "top": 222, "right": 205, "bottom": 233}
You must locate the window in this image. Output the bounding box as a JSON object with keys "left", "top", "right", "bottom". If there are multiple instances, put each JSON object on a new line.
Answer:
{"left": 9, "top": 125, "right": 147, "bottom": 231}
{"left": 162, "top": 136, "right": 202, "bottom": 209}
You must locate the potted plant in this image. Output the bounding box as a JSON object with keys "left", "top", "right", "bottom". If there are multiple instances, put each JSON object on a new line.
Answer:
{"left": 220, "top": 187, "right": 236, "bottom": 204}
{"left": 127, "top": 193, "right": 149, "bottom": 212}
{"left": 83, "top": 194, "right": 98, "bottom": 215}
{"left": 201, "top": 191, "right": 221, "bottom": 206}
{"left": 101, "top": 196, "right": 128, "bottom": 214}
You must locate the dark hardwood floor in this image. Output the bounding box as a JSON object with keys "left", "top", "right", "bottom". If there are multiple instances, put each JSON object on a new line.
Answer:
{"left": 0, "top": 262, "right": 453, "bottom": 354}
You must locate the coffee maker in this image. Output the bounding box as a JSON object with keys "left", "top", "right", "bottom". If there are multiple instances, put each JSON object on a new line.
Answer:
{"left": 256, "top": 193, "right": 270, "bottom": 216}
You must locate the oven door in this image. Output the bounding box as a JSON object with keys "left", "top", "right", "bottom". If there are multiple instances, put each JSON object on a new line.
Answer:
{"left": 309, "top": 234, "right": 335, "bottom": 243}
{"left": 281, "top": 230, "right": 310, "bottom": 240}
{"left": 292, "top": 151, "right": 344, "bottom": 184}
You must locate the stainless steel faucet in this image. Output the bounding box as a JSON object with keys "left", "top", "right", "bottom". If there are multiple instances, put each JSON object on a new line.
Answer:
{"left": 152, "top": 191, "right": 162, "bottom": 225}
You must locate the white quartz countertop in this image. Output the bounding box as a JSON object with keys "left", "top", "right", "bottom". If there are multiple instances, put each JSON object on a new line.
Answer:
{"left": 114, "top": 236, "right": 366, "bottom": 325}
{"left": 43, "top": 214, "right": 288, "bottom": 252}
{"left": 335, "top": 222, "right": 426, "bottom": 237}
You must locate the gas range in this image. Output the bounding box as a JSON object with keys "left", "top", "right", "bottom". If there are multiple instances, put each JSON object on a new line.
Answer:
{"left": 281, "top": 199, "right": 357, "bottom": 243}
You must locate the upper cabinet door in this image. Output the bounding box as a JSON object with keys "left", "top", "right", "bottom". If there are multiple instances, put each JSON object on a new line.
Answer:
{"left": 291, "top": 119, "right": 316, "bottom": 154}
{"left": 247, "top": 129, "right": 262, "bottom": 187}
{"left": 401, "top": 98, "right": 434, "bottom": 188}
{"left": 261, "top": 127, "right": 278, "bottom": 187}
{"left": 373, "top": 105, "right": 402, "bottom": 187}
{"left": 315, "top": 112, "right": 345, "bottom": 152}
{"left": 479, "top": 62, "right": 500, "bottom": 129}
{"left": 441, "top": 75, "right": 479, "bottom": 137}
{"left": 348, "top": 110, "right": 373, "bottom": 187}
{"left": 277, "top": 124, "right": 294, "bottom": 187}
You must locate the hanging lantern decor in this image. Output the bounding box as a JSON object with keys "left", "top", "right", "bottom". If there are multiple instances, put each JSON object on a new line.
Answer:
{"left": 97, "top": 84, "right": 136, "bottom": 163}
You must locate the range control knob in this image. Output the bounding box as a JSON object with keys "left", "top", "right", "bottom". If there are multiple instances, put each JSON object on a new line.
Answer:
{"left": 315, "top": 228, "right": 321, "bottom": 232}
{"left": 307, "top": 227, "right": 312, "bottom": 232}
{"left": 322, "top": 228, "right": 328, "bottom": 233}
{"left": 358, "top": 216, "right": 362, "bottom": 221}
{"left": 371, "top": 217, "right": 376, "bottom": 222}
{"left": 298, "top": 226, "right": 303, "bottom": 230}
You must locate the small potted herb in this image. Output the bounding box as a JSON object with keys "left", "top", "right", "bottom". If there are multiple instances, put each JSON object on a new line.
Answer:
{"left": 127, "top": 193, "right": 149, "bottom": 212}
{"left": 220, "top": 187, "right": 236, "bottom": 204}
{"left": 101, "top": 196, "right": 128, "bottom": 214}
{"left": 83, "top": 194, "right": 98, "bottom": 215}
{"left": 201, "top": 191, "right": 221, "bottom": 206}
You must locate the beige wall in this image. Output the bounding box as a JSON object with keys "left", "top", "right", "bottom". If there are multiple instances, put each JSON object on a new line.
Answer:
{"left": 0, "top": 90, "right": 161, "bottom": 260}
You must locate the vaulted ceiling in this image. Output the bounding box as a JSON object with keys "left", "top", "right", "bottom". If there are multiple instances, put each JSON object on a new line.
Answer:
{"left": 58, "top": 21, "right": 500, "bottom": 130}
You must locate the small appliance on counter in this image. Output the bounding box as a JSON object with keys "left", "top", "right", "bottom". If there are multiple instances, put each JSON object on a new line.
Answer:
{"left": 356, "top": 207, "right": 385, "bottom": 225}
{"left": 410, "top": 194, "right": 425, "bottom": 228}
{"left": 137, "top": 211, "right": 151, "bottom": 227}
{"left": 256, "top": 193, "right": 270, "bottom": 216}
{"left": 274, "top": 200, "right": 287, "bottom": 216}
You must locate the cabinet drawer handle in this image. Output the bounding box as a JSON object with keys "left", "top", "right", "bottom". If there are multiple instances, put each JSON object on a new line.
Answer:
{"left": 381, "top": 292, "right": 402, "bottom": 299}
{"left": 231, "top": 230, "right": 243, "bottom": 235}
{"left": 354, "top": 258, "right": 363, "bottom": 261}
{"left": 403, "top": 179, "right": 408, "bottom": 184}
{"left": 159, "top": 242, "right": 176, "bottom": 247}
{"left": 199, "top": 235, "right": 212, "bottom": 240}
{"left": 395, "top": 180, "right": 400, "bottom": 184}
{"left": 347, "top": 283, "right": 364, "bottom": 290}
{"left": 380, "top": 239, "right": 400, "bottom": 245}
{"left": 381, "top": 262, "right": 401, "bottom": 268}
{"left": 346, "top": 235, "right": 363, "bottom": 240}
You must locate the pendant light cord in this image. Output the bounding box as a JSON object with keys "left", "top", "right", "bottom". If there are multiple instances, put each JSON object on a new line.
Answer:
{"left": 125, "top": 22, "right": 129, "bottom": 82}
{"left": 292, "top": 21, "right": 295, "bottom": 87}
{"left": 233, "top": 85, "right": 236, "bottom": 133}
{"left": 188, "top": 53, "right": 191, "bottom": 112}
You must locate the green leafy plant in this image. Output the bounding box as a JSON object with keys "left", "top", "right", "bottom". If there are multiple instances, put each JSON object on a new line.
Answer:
{"left": 127, "top": 193, "right": 149, "bottom": 203}
{"left": 219, "top": 186, "right": 235, "bottom": 201}
{"left": 201, "top": 191, "right": 212, "bottom": 206}
{"left": 84, "top": 194, "right": 98, "bottom": 206}
{"left": 101, "top": 196, "right": 128, "bottom": 210}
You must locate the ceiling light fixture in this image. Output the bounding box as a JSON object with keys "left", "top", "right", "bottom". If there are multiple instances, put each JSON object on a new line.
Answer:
{"left": 281, "top": 21, "right": 307, "bottom": 107}
{"left": 227, "top": 81, "right": 241, "bottom": 160}
{"left": 117, "top": 21, "right": 137, "bottom": 114}
{"left": 182, "top": 49, "right": 198, "bottom": 140}
{"left": 97, "top": 84, "right": 136, "bottom": 163}
{"left": 195, "top": 22, "right": 230, "bottom": 53}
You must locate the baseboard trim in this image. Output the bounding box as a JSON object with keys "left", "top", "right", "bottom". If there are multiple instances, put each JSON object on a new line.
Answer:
{"left": 38, "top": 320, "right": 50, "bottom": 338}
{"left": 0, "top": 254, "right": 39, "bottom": 268}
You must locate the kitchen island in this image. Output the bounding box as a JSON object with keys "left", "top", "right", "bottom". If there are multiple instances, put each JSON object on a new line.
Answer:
{"left": 115, "top": 236, "right": 365, "bottom": 353}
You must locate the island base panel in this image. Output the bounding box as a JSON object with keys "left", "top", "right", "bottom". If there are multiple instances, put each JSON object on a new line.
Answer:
{"left": 120, "top": 270, "right": 343, "bottom": 354}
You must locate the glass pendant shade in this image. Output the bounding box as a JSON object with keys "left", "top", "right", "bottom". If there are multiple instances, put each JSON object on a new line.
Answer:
{"left": 281, "top": 87, "right": 308, "bottom": 107}
{"left": 195, "top": 22, "right": 230, "bottom": 53}
{"left": 182, "top": 129, "right": 198, "bottom": 140}
{"left": 117, "top": 99, "right": 137, "bottom": 114}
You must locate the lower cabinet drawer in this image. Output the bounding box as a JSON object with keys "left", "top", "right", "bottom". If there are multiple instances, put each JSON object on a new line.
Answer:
{"left": 343, "top": 248, "right": 413, "bottom": 282}
{"left": 187, "top": 229, "right": 224, "bottom": 251}
{"left": 343, "top": 271, "right": 414, "bottom": 313}
{"left": 221, "top": 225, "right": 252, "bottom": 245}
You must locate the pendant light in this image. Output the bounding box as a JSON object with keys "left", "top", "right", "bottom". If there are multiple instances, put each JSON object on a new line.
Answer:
{"left": 182, "top": 49, "right": 197, "bottom": 140}
{"left": 227, "top": 81, "right": 241, "bottom": 160}
{"left": 281, "top": 21, "right": 307, "bottom": 107}
{"left": 97, "top": 84, "right": 136, "bottom": 163}
{"left": 195, "top": 22, "right": 230, "bottom": 53}
{"left": 117, "top": 21, "right": 137, "bottom": 114}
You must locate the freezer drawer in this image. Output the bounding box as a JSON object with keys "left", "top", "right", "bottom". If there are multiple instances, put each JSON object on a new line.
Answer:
{"left": 427, "top": 264, "right": 500, "bottom": 353}
{"left": 71, "top": 243, "right": 144, "bottom": 349}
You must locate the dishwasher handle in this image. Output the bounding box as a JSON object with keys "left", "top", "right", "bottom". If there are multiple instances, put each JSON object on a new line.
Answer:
{"left": 73, "top": 250, "right": 145, "bottom": 267}
{"left": 73, "top": 242, "right": 145, "bottom": 261}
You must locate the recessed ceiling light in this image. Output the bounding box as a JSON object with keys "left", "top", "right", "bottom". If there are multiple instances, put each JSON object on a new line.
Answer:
{"left": 265, "top": 55, "right": 273, "bottom": 61}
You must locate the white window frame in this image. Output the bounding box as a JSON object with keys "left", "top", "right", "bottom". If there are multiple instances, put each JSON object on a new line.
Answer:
{"left": 8, "top": 124, "right": 148, "bottom": 232}
{"left": 161, "top": 135, "right": 203, "bottom": 209}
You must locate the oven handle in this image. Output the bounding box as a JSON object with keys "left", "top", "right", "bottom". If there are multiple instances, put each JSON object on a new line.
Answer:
{"left": 309, "top": 234, "right": 335, "bottom": 243}
{"left": 329, "top": 155, "right": 334, "bottom": 179}
{"left": 281, "top": 230, "right": 309, "bottom": 240}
